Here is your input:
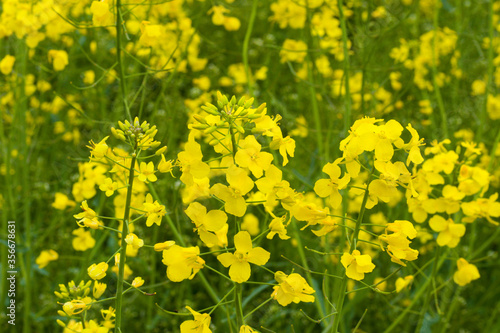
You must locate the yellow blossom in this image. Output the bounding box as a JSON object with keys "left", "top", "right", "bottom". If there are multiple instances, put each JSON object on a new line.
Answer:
{"left": 429, "top": 215, "right": 466, "bottom": 248}
{"left": 138, "top": 161, "right": 157, "bottom": 183}
{"left": 162, "top": 245, "right": 205, "bottom": 282}
{"left": 180, "top": 306, "right": 212, "bottom": 333}
{"left": 453, "top": 258, "right": 480, "bottom": 286}
{"left": 0, "top": 55, "right": 15, "bottom": 75}
{"left": 48, "top": 50, "right": 69, "bottom": 71}
{"left": 88, "top": 262, "right": 109, "bottom": 280}
{"left": 395, "top": 275, "right": 414, "bottom": 292}
{"left": 341, "top": 250, "right": 375, "bottom": 280}
{"left": 93, "top": 281, "right": 107, "bottom": 299}
{"left": 271, "top": 271, "right": 315, "bottom": 306}
{"left": 185, "top": 202, "right": 228, "bottom": 247}
{"left": 36, "top": 250, "right": 59, "bottom": 269}
{"left": 132, "top": 277, "right": 145, "bottom": 288}
{"left": 72, "top": 228, "right": 96, "bottom": 251}
{"left": 217, "top": 231, "right": 270, "bottom": 283}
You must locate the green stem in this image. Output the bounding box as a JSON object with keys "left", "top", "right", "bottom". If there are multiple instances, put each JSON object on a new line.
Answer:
{"left": 478, "top": 0, "right": 495, "bottom": 142}
{"left": 331, "top": 174, "right": 372, "bottom": 333}
{"left": 338, "top": 0, "right": 352, "bottom": 138}
{"left": 116, "top": 0, "right": 132, "bottom": 121}
{"left": 235, "top": 283, "right": 244, "bottom": 328}
{"left": 291, "top": 221, "right": 326, "bottom": 322}
{"left": 431, "top": 6, "right": 448, "bottom": 139}
{"left": 114, "top": 151, "right": 136, "bottom": 332}
{"left": 383, "top": 249, "right": 448, "bottom": 333}
{"left": 242, "top": 0, "right": 258, "bottom": 95}
{"left": 414, "top": 246, "right": 441, "bottom": 332}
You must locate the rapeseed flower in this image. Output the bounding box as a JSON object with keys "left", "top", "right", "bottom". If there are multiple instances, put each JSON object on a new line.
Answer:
{"left": 271, "top": 271, "right": 315, "bottom": 306}
{"left": 341, "top": 250, "right": 375, "bottom": 280}
{"left": 217, "top": 231, "right": 270, "bottom": 283}
{"left": 180, "top": 306, "right": 212, "bottom": 333}
{"left": 162, "top": 245, "right": 205, "bottom": 282}
{"left": 453, "top": 258, "right": 480, "bottom": 286}
{"left": 36, "top": 249, "right": 59, "bottom": 269}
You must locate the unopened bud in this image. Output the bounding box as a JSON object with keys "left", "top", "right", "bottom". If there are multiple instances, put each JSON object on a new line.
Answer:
{"left": 155, "top": 146, "right": 167, "bottom": 155}
{"left": 204, "top": 126, "right": 218, "bottom": 134}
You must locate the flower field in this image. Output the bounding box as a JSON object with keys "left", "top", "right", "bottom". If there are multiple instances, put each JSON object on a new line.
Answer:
{"left": 1, "top": 0, "right": 500, "bottom": 332}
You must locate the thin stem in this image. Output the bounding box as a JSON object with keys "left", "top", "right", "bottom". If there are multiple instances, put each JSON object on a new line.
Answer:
{"left": 116, "top": 0, "right": 132, "bottom": 121}
{"left": 114, "top": 149, "right": 136, "bottom": 332}
{"left": 235, "top": 283, "right": 244, "bottom": 328}
{"left": 338, "top": 0, "right": 352, "bottom": 138}
{"left": 477, "top": 0, "right": 495, "bottom": 142}
{"left": 331, "top": 173, "right": 372, "bottom": 333}
{"left": 431, "top": 6, "right": 448, "bottom": 139}
{"left": 242, "top": 0, "right": 258, "bottom": 95}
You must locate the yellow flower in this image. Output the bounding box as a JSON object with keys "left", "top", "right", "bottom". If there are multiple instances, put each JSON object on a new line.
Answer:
{"left": 158, "top": 154, "right": 174, "bottom": 174}
{"left": 48, "top": 50, "right": 69, "bottom": 71}
{"left": 267, "top": 214, "right": 290, "bottom": 240}
{"left": 217, "top": 231, "right": 270, "bottom": 283}
{"left": 177, "top": 137, "right": 210, "bottom": 186}
{"left": 87, "top": 136, "right": 109, "bottom": 160}
{"left": 90, "top": 0, "right": 114, "bottom": 26}
{"left": 72, "top": 228, "right": 96, "bottom": 251}
{"left": 154, "top": 240, "right": 175, "bottom": 251}
{"left": 395, "top": 275, "right": 414, "bottom": 292}
{"left": 429, "top": 215, "right": 466, "bottom": 248}
{"left": 341, "top": 250, "right": 375, "bottom": 281}
{"left": 93, "top": 281, "right": 107, "bottom": 298}
{"left": 235, "top": 135, "right": 274, "bottom": 178}
{"left": 453, "top": 258, "right": 480, "bottom": 286}
{"left": 99, "top": 178, "right": 118, "bottom": 197}
{"left": 142, "top": 193, "right": 166, "bottom": 227}
{"left": 88, "top": 262, "right": 109, "bottom": 280}
{"left": 138, "top": 161, "right": 157, "bottom": 183}
{"left": 314, "top": 158, "right": 350, "bottom": 209}
{"left": 185, "top": 202, "right": 228, "bottom": 247}
{"left": 461, "top": 193, "right": 500, "bottom": 224}
{"left": 162, "top": 245, "right": 205, "bottom": 282}
{"left": 35, "top": 250, "right": 59, "bottom": 269}
{"left": 241, "top": 213, "right": 260, "bottom": 236}
{"left": 379, "top": 220, "right": 419, "bottom": 266}
{"left": 270, "top": 132, "right": 296, "bottom": 166}
{"left": 74, "top": 200, "right": 102, "bottom": 229}
{"left": 52, "top": 192, "right": 76, "bottom": 210}
{"left": 271, "top": 271, "right": 315, "bottom": 306}
{"left": 180, "top": 306, "right": 212, "bottom": 333}
{"left": 139, "top": 21, "right": 162, "bottom": 47}
{"left": 0, "top": 55, "right": 15, "bottom": 75}
{"left": 210, "top": 165, "right": 254, "bottom": 217}
{"left": 280, "top": 39, "right": 308, "bottom": 63}
{"left": 132, "top": 277, "right": 145, "bottom": 288}
{"left": 125, "top": 233, "right": 144, "bottom": 250}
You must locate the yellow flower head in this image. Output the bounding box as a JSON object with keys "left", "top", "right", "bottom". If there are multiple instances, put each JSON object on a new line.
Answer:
{"left": 453, "top": 258, "right": 480, "bottom": 286}
{"left": 180, "top": 306, "right": 212, "bottom": 333}
{"left": 271, "top": 271, "right": 315, "bottom": 306}
{"left": 217, "top": 231, "right": 270, "bottom": 283}
{"left": 88, "top": 262, "right": 109, "bottom": 280}
{"left": 162, "top": 245, "right": 205, "bottom": 282}
{"left": 93, "top": 281, "right": 107, "bottom": 299}
{"left": 36, "top": 249, "right": 59, "bottom": 269}
{"left": 341, "top": 250, "right": 375, "bottom": 281}
{"left": 48, "top": 50, "right": 69, "bottom": 71}
{"left": 429, "top": 215, "right": 466, "bottom": 248}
